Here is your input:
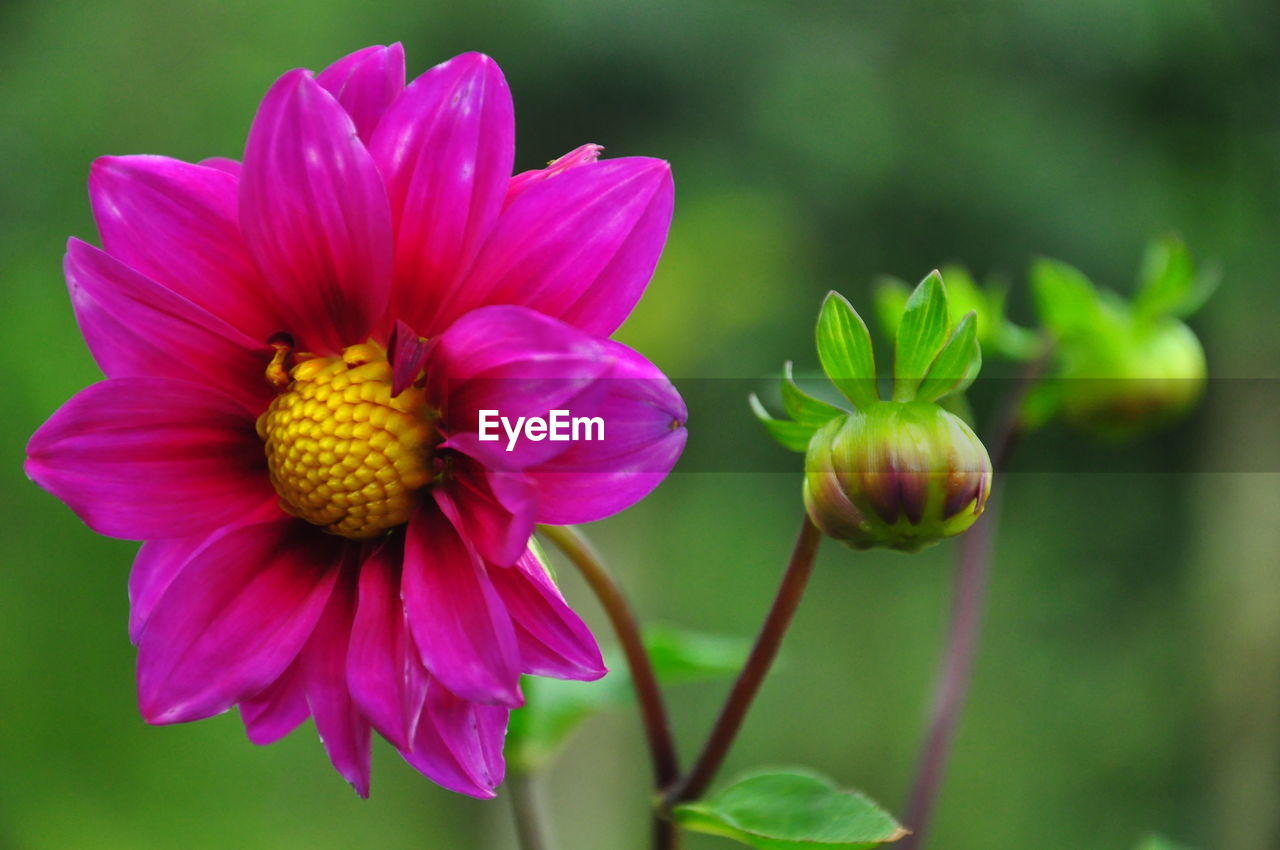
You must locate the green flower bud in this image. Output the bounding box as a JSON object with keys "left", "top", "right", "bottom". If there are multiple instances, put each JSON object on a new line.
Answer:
{"left": 803, "top": 402, "right": 992, "bottom": 552}
{"left": 1057, "top": 315, "right": 1206, "bottom": 442}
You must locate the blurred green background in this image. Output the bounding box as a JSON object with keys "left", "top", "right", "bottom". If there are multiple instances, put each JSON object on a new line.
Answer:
{"left": 2, "top": 1, "right": 1278, "bottom": 848}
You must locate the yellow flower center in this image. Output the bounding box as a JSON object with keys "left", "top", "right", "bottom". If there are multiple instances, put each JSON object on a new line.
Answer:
{"left": 256, "top": 343, "right": 437, "bottom": 539}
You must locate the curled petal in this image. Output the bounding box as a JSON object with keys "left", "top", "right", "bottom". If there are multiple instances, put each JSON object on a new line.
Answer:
{"left": 505, "top": 143, "right": 602, "bottom": 206}
{"left": 136, "top": 520, "right": 340, "bottom": 724}
{"left": 527, "top": 341, "right": 687, "bottom": 524}
{"left": 316, "top": 43, "right": 406, "bottom": 144}
{"left": 25, "top": 378, "right": 274, "bottom": 540}
{"left": 65, "top": 239, "right": 274, "bottom": 410}
{"left": 369, "top": 52, "right": 514, "bottom": 335}
{"left": 491, "top": 549, "right": 605, "bottom": 680}
{"left": 435, "top": 462, "right": 536, "bottom": 568}
{"left": 240, "top": 661, "right": 310, "bottom": 746}
{"left": 240, "top": 69, "right": 393, "bottom": 354}
{"left": 347, "top": 538, "right": 427, "bottom": 751}
{"left": 301, "top": 572, "right": 372, "bottom": 797}
{"left": 426, "top": 305, "right": 613, "bottom": 470}
{"left": 402, "top": 680, "right": 508, "bottom": 798}
{"left": 89, "top": 155, "right": 280, "bottom": 340}
{"left": 402, "top": 507, "right": 522, "bottom": 707}
{"left": 445, "top": 157, "right": 674, "bottom": 336}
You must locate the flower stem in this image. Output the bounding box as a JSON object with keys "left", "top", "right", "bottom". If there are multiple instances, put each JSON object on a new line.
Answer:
{"left": 509, "top": 772, "right": 551, "bottom": 850}
{"left": 899, "top": 353, "right": 1050, "bottom": 850}
{"left": 537, "top": 524, "right": 681, "bottom": 849}
{"left": 663, "top": 514, "right": 823, "bottom": 810}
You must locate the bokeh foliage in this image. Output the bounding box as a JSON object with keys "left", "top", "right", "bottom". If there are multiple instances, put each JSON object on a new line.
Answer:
{"left": 2, "top": 1, "right": 1278, "bottom": 848}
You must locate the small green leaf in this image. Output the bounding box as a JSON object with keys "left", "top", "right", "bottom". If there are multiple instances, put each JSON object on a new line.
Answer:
{"left": 508, "top": 625, "right": 750, "bottom": 772}
{"left": 817, "top": 291, "right": 880, "bottom": 408}
{"left": 916, "top": 312, "right": 980, "bottom": 402}
{"left": 781, "top": 362, "right": 845, "bottom": 426}
{"left": 1134, "top": 833, "right": 1193, "bottom": 850}
{"left": 674, "top": 769, "right": 908, "bottom": 849}
{"left": 1031, "top": 257, "right": 1100, "bottom": 338}
{"left": 750, "top": 393, "right": 819, "bottom": 452}
{"left": 893, "top": 270, "right": 950, "bottom": 401}
{"left": 642, "top": 623, "right": 752, "bottom": 684}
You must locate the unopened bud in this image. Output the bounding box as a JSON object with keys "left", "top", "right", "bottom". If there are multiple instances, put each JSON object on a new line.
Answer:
{"left": 1058, "top": 316, "right": 1206, "bottom": 442}
{"left": 803, "top": 402, "right": 992, "bottom": 552}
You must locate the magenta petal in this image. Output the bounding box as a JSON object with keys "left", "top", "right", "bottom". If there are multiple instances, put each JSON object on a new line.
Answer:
{"left": 347, "top": 539, "right": 427, "bottom": 751}
{"left": 435, "top": 463, "right": 536, "bottom": 567}
{"left": 130, "top": 536, "right": 203, "bottom": 644}
{"left": 401, "top": 680, "right": 508, "bottom": 798}
{"left": 240, "top": 69, "right": 393, "bottom": 354}
{"left": 240, "top": 661, "right": 310, "bottom": 745}
{"left": 402, "top": 507, "right": 522, "bottom": 707}
{"left": 387, "top": 319, "right": 428, "bottom": 396}
{"left": 301, "top": 573, "right": 372, "bottom": 797}
{"left": 425, "top": 305, "right": 613, "bottom": 470}
{"left": 199, "top": 157, "right": 241, "bottom": 177}
{"left": 65, "top": 239, "right": 274, "bottom": 409}
{"left": 528, "top": 341, "right": 687, "bottom": 524}
{"left": 426, "top": 681, "right": 508, "bottom": 790}
{"left": 505, "top": 143, "right": 602, "bottom": 206}
{"left": 25, "top": 378, "right": 273, "bottom": 540}
{"left": 317, "top": 43, "right": 406, "bottom": 144}
{"left": 446, "top": 157, "right": 674, "bottom": 336}
{"left": 369, "top": 52, "right": 515, "bottom": 335}
{"left": 89, "top": 155, "right": 281, "bottom": 340}
{"left": 136, "top": 520, "right": 340, "bottom": 724}
{"left": 491, "top": 549, "right": 605, "bottom": 681}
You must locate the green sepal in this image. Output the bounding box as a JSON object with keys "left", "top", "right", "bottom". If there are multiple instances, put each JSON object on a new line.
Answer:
{"left": 672, "top": 769, "right": 908, "bottom": 849}
{"left": 817, "top": 291, "right": 880, "bottom": 408}
{"left": 892, "top": 270, "right": 950, "bottom": 401}
{"left": 916, "top": 311, "right": 981, "bottom": 402}
{"left": 781, "top": 362, "right": 845, "bottom": 426}
{"left": 1031, "top": 257, "right": 1101, "bottom": 338}
{"left": 750, "top": 393, "right": 819, "bottom": 452}
{"left": 1134, "top": 235, "right": 1218, "bottom": 322}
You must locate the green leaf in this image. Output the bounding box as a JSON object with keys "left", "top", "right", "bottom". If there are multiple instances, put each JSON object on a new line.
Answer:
{"left": 817, "top": 291, "right": 880, "bottom": 408}
{"left": 916, "top": 311, "right": 981, "bottom": 402}
{"left": 781, "top": 362, "right": 845, "bottom": 427}
{"left": 508, "top": 625, "right": 750, "bottom": 772}
{"left": 1030, "top": 257, "right": 1100, "bottom": 338}
{"left": 892, "top": 270, "right": 950, "bottom": 401}
{"left": 1134, "top": 833, "right": 1193, "bottom": 850}
{"left": 750, "top": 393, "right": 819, "bottom": 452}
{"left": 674, "top": 769, "right": 908, "bottom": 849}
{"left": 642, "top": 623, "right": 752, "bottom": 684}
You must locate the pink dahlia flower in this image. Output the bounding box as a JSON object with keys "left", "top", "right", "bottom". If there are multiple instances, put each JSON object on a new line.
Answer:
{"left": 25, "top": 44, "right": 685, "bottom": 798}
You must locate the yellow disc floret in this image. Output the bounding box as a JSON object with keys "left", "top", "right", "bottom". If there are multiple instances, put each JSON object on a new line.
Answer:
{"left": 256, "top": 343, "right": 437, "bottom": 539}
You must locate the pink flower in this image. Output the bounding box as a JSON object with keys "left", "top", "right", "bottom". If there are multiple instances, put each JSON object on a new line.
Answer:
{"left": 25, "top": 44, "right": 685, "bottom": 798}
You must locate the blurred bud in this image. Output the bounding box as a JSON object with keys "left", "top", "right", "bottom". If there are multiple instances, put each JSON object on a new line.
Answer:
{"left": 1057, "top": 315, "right": 1206, "bottom": 442}
{"left": 803, "top": 402, "right": 992, "bottom": 552}
{"left": 1030, "top": 237, "right": 1213, "bottom": 441}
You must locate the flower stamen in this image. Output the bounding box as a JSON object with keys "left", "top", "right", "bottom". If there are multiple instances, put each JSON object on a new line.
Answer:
{"left": 256, "top": 342, "right": 438, "bottom": 539}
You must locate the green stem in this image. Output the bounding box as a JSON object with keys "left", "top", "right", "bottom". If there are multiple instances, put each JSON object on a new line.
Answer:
{"left": 899, "top": 351, "right": 1050, "bottom": 849}
{"left": 663, "top": 514, "right": 823, "bottom": 810}
{"left": 509, "top": 772, "right": 551, "bottom": 850}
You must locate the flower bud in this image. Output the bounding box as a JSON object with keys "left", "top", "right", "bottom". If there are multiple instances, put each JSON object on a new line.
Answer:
{"left": 803, "top": 402, "right": 992, "bottom": 552}
{"left": 1057, "top": 316, "right": 1206, "bottom": 442}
